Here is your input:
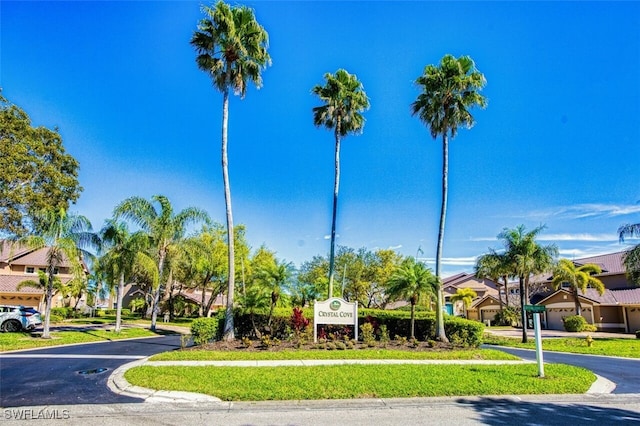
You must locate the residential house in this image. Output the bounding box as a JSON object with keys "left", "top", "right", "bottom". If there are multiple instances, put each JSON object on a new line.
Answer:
{"left": 441, "top": 273, "right": 500, "bottom": 319}
{"left": 0, "top": 242, "right": 88, "bottom": 311}
{"left": 532, "top": 251, "right": 640, "bottom": 333}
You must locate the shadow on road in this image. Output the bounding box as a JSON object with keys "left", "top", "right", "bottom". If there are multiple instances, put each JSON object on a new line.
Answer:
{"left": 457, "top": 397, "right": 640, "bottom": 425}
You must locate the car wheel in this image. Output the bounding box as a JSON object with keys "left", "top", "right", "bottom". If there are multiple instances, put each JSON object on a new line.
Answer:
{"left": 2, "top": 320, "right": 23, "bottom": 332}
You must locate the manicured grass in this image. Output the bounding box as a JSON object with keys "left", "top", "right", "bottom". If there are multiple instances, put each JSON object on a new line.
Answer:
{"left": 0, "top": 327, "right": 161, "bottom": 351}
{"left": 125, "top": 363, "right": 594, "bottom": 400}
{"left": 483, "top": 334, "right": 640, "bottom": 358}
{"left": 150, "top": 348, "right": 519, "bottom": 361}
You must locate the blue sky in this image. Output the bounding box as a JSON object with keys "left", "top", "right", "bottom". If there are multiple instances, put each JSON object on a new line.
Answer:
{"left": 2, "top": 1, "right": 639, "bottom": 276}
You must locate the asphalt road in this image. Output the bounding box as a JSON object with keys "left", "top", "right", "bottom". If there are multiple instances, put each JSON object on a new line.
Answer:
{"left": 0, "top": 334, "right": 183, "bottom": 407}
{"left": 485, "top": 345, "right": 640, "bottom": 394}
{"left": 2, "top": 335, "right": 640, "bottom": 426}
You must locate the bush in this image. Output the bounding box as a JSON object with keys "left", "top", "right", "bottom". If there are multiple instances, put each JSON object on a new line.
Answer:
{"left": 493, "top": 307, "right": 519, "bottom": 326}
{"left": 563, "top": 315, "right": 596, "bottom": 332}
{"left": 444, "top": 316, "right": 484, "bottom": 347}
{"left": 191, "top": 317, "right": 220, "bottom": 345}
{"left": 635, "top": 330, "right": 640, "bottom": 339}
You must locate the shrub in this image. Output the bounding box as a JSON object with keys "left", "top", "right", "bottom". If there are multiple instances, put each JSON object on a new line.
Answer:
{"left": 444, "top": 316, "right": 484, "bottom": 347}
{"left": 290, "top": 307, "right": 309, "bottom": 334}
{"left": 360, "top": 322, "right": 376, "bottom": 346}
{"left": 563, "top": 315, "right": 596, "bottom": 332}
{"left": 191, "top": 317, "right": 220, "bottom": 345}
{"left": 636, "top": 330, "right": 640, "bottom": 339}
{"left": 493, "top": 307, "right": 519, "bottom": 326}
{"left": 48, "top": 314, "right": 64, "bottom": 323}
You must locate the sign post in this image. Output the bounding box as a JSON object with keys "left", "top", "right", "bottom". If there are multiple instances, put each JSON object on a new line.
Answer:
{"left": 313, "top": 298, "right": 358, "bottom": 342}
{"left": 525, "top": 305, "right": 545, "bottom": 377}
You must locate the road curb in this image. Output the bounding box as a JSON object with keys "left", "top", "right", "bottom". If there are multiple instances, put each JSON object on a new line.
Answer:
{"left": 108, "top": 356, "right": 614, "bottom": 404}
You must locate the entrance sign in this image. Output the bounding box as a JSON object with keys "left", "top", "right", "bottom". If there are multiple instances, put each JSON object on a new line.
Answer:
{"left": 314, "top": 297, "right": 358, "bottom": 342}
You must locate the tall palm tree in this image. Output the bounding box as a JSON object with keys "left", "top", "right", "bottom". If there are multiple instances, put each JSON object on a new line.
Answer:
{"left": 99, "top": 220, "right": 156, "bottom": 332}
{"left": 551, "top": 259, "right": 605, "bottom": 316}
{"left": 411, "top": 54, "right": 487, "bottom": 342}
{"left": 475, "top": 250, "right": 511, "bottom": 309}
{"left": 498, "top": 225, "right": 557, "bottom": 343}
{"left": 113, "top": 195, "right": 209, "bottom": 332}
{"left": 191, "top": 1, "right": 270, "bottom": 341}
{"left": 312, "top": 69, "right": 370, "bottom": 297}
{"left": 619, "top": 222, "right": 640, "bottom": 285}
{"left": 386, "top": 257, "right": 438, "bottom": 339}
{"left": 18, "top": 209, "right": 97, "bottom": 338}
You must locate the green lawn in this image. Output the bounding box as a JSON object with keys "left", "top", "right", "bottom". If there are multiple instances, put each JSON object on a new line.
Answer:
{"left": 125, "top": 363, "right": 594, "bottom": 401}
{"left": 150, "top": 348, "right": 519, "bottom": 361}
{"left": 0, "top": 327, "right": 162, "bottom": 352}
{"left": 483, "top": 334, "right": 640, "bottom": 358}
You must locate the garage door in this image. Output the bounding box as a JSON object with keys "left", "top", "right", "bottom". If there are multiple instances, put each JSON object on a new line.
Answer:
{"left": 627, "top": 307, "right": 640, "bottom": 333}
{"left": 546, "top": 309, "right": 565, "bottom": 330}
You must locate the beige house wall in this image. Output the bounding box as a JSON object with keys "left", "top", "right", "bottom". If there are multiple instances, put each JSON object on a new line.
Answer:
{"left": 626, "top": 307, "right": 640, "bottom": 333}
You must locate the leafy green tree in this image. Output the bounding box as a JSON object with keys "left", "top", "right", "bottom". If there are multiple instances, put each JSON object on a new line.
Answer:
{"left": 411, "top": 54, "right": 487, "bottom": 342}
{"left": 99, "top": 219, "right": 156, "bottom": 332}
{"left": 17, "top": 209, "right": 97, "bottom": 338}
{"left": 312, "top": 69, "right": 370, "bottom": 298}
{"left": 551, "top": 259, "right": 605, "bottom": 316}
{"left": 619, "top": 222, "right": 640, "bottom": 285}
{"left": 498, "top": 225, "right": 557, "bottom": 343}
{"left": 113, "top": 195, "right": 209, "bottom": 331}
{"left": 298, "top": 255, "right": 329, "bottom": 301}
{"left": 0, "top": 94, "right": 82, "bottom": 237}
{"left": 255, "top": 256, "right": 295, "bottom": 329}
{"left": 386, "top": 257, "right": 438, "bottom": 339}
{"left": 191, "top": 1, "right": 271, "bottom": 341}
{"left": 475, "top": 250, "right": 511, "bottom": 309}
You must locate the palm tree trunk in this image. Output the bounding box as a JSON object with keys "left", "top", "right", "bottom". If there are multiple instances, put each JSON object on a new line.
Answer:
{"left": 115, "top": 272, "right": 124, "bottom": 333}
{"left": 410, "top": 302, "right": 416, "bottom": 339}
{"left": 221, "top": 88, "right": 236, "bottom": 341}
{"left": 503, "top": 276, "right": 510, "bottom": 308}
{"left": 519, "top": 276, "right": 528, "bottom": 343}
{"left": 150, "top": 250, "right": 166, "bottom": 332}
{"left": 435, "top": 133, "right": 449, "bottom": 343}
{"left": 328, "top": 123, "right": 341, "bottom": 299}
{"left": 42, "top": 267, "right": 55, "bottom": 339}
{"left": 574, "top": 288, "right": 582, "bottom": 316}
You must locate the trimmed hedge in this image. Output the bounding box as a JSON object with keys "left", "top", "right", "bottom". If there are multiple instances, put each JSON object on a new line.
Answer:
{"left": 220, "top": 307, "right": 483, "bottom": 347}
{"left": 563, "top": 315, "right": 597, "bottom": 332}
{"left": 191, "top": 317, "right": 220, "bottom": 345}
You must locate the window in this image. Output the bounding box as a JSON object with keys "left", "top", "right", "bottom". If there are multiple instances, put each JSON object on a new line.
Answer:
{"left": 25, "top": 267, "right": 35, "bottom": 274}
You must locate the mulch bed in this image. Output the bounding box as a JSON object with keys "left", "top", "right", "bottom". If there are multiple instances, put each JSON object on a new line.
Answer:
{"left": 190, "top": 339, "right": 457, "bottom": 352}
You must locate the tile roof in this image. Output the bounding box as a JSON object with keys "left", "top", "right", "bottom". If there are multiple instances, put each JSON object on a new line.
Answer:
{"left": 573, "top": 251, "right": 627, "bottom": 276}
{"left": 0, "top": 275, "right": 46, "bottom": 293}
{"left": 538, "top": 287, "right": 640, "bottom": 306}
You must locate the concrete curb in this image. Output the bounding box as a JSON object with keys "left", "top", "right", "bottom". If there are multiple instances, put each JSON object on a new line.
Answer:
{"left": 107, "top": 357, "right": 615, "bottom": 403}
{"left": 107, "top": 358, "right": 222, "bottom": 403}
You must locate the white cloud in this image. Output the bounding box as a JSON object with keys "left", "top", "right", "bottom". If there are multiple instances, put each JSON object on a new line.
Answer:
{"left": 387, "top": 244, "right": 403, "bottom": 250}
{"left": 522, "top": 203, "right": 640, "bottom": 220}
{"left": 419, "top": 256, "right": 477, "bottom": 266}
{"left": 537, "top": 233, "right": 618, "bottom": 242}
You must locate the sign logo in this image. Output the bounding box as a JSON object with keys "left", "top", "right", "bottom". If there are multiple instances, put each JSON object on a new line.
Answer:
{"left": 329, "top": 300, "right": 341, "bottom": 311}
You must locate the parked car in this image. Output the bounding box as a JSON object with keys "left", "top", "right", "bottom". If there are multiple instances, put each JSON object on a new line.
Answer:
{"left": 0, "top": 305, "right": 43, "bottom": 332}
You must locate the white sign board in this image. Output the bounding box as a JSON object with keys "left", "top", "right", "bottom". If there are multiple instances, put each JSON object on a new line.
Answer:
{"left": 314, "top": 297, "right": 358, "bottom": 342}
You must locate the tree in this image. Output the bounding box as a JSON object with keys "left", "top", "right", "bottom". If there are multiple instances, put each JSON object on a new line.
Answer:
{"left": 191, "top": 1, "right": 271, "bottom": 340}
{"left": 619, "top": 222, "right": 640, "bottom": 285}
{"left": 386, "top": 257, "right": 438, "bottom": 339}
{"left": 498, "top": 225, "right": 557, "bottom": 343}
{"left": 475, "top": 250, "right": 511, "bottom": 309}
{"left": 99, "top": 219, "right": 156, "bottom": 332}
{"left": 0, "top": 94, "right": 82, "bottom": 237}
{"left": 551, "top": 259, "right": 605, "bottom": 316}
{"left": 113, "top": 195, "right": 209, "bottom": 331}
{"left": 450, "top": 287, "right": 478, "bottom": 317}
{"left": 17, "top": 209, "right": 97, "bottom": 338}
{"left": 312, "top": 69, "right": 370, "bottom": 298}
{"left": 255, "top": 256, "right": 294, "bottom": 330}
{"left": 411, "top": 54, "right": 487, "bottom": 342}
